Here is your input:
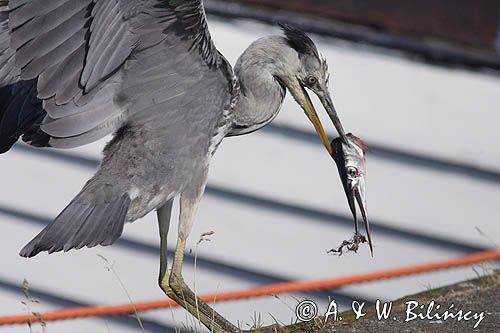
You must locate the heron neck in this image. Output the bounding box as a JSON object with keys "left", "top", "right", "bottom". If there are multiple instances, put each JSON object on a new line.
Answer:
{"left": 227, "top": 36, "right": 295, "bottom": 136}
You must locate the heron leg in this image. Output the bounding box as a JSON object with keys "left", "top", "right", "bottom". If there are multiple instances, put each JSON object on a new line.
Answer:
{"left": 167, "top": 191, "right": 242, "bottom": 333}
{"left": 157, "top": 200, "right": 174, "bottom": 295}
{"left": 157, "top": 200, "right": 222, "bottom": 329}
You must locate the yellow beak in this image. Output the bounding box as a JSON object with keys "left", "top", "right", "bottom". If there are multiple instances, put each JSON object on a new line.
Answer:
{"left": 299, "top": 86, "right": 334, "bottom": 155}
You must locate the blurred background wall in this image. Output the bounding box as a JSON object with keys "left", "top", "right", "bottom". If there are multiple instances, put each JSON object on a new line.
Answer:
{"left": 225, "top": 0, "right": 500, "bottom": 50}
{"left": 207, "top": 0, "right": 500, "bottom": 70}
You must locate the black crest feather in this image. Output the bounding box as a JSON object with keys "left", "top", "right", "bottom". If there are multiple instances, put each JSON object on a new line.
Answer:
{"left": 279, "top": 23, "right": 319, "bottom": 58}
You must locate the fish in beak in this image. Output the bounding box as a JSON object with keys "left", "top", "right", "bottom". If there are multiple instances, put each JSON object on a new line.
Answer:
{"left": 331, "top": 133, "right": 373, "bottom": 256}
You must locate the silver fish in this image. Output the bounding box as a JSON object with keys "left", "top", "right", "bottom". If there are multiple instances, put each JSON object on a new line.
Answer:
{"left": 331, "top": 133, "right": 372, "bottom": 256}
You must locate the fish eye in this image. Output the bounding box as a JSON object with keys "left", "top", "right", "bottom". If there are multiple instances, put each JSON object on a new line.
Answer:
{"left": 347, "top": 166, "right": 358, "bottom": 177}
{"left": 306, "top": 76, "right": 317, "bottom": 85}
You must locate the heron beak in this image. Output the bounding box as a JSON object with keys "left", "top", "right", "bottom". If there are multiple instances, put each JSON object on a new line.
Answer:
{"left": 298, "top": 85, "right": 334, "bottom": 155}
{"left": 317, "top": 91, "right": 348, "bottom": 145}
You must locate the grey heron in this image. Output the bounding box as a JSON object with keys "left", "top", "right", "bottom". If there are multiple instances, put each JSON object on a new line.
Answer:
{"left": 0, "top": 1, "right": 369, "bottom": 331}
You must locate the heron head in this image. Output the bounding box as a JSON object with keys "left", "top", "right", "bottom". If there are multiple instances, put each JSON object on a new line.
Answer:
{"left": 331, "top": 134, "right": 372, "bottom": 255}
{"left": 279, "top": 23, "right": 348, "bottom": 153}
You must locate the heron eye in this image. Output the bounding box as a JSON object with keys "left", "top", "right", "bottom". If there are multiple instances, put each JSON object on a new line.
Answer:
{"left": 307, "top": 76, "right": 317, "bottom": 85}
{"left": 347, "top": 167, "right": 358, "bottom": 177}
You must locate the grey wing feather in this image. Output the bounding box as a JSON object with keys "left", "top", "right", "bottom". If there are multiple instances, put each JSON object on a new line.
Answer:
{"left": 0, "top": 0, "right": 134, "bottom": 149}
{"left": 0, "top": 2, "right": 19, "bottom": 85}
{"left": 19, "top": 186, "right": 131, "bottom": 257}
{"left": 16, "top": 0, "right": 236, "bottom": 257}
{"left": 0, "top": 0, "right": 232, "bottom": 152}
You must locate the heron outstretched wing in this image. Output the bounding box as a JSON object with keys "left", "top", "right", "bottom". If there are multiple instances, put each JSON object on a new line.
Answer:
{"left": 0, "top": 0, "right": 234, "bottom": 151}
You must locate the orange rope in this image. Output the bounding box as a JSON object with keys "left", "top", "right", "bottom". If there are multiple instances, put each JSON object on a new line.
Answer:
{"left": 0, "top": 249, "right": 498, "bottom": 326}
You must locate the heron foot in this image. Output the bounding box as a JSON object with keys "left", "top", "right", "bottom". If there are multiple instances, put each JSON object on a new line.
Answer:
{"left": 166, "top": 234, "right": 243, "bottom": 333}
{"left": 169, "top": 269, "right": 242, "bottom": 332}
